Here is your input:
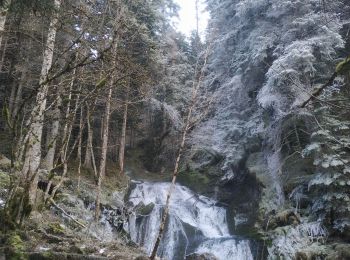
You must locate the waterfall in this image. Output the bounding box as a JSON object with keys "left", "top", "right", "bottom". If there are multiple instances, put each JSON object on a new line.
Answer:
{"left": 127, "top": 181, "right": 254, "bottom": 260}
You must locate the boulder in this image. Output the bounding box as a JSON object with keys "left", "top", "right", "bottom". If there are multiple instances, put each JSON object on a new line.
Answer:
{"left": 186, "top": 253, "right": 218, "bottom": 260}
{"left": 330, "top": 243, "right": 350, "bottom": 259}
{"left": 0, "top": 154, "right": 10, "bottom": 168}
{"left": 135, "top": 202, "right": 155, "bottom": 216}
{"left": 267, "top": 209, "right": 301, "bottom": 230}
{"left": 110, "top": 191, "right": 124, "bottom": 209}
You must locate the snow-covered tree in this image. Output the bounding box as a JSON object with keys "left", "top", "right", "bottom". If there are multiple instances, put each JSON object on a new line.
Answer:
{"left": 302, "top": 80, "right": 350, "bottom": 237}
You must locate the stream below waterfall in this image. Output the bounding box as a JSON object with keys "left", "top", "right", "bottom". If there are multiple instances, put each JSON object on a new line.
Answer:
{"left": 126, "top": 181, "right": 254, "bottom": 260}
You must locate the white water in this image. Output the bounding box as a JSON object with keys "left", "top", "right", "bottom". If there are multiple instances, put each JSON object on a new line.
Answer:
{"left": 127, "top": 181, "right": 254, "bottom": 260}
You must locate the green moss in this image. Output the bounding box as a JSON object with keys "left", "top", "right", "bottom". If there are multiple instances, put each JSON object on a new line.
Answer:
{"left": 0, "top": 170, "right": 10, "bottom": 189}
{"left": 48, "top": 222, "right": 65, "bottom": 235}
{"left": 266, "top": 239, "right": 273, "bottom": 247}
{"left": 41, "top": 250, "right": 55, "bottom": 259}
{"left": 336, "top": 56, "right": 350, "bottom": 75}
{"left": 6, "top": 233, "right": 27, "bottom": 260}
{"left": 177, "top": 170, "right": 210, "bottom": 194}
{"left": 96, "top": 77, "right": 107, "bottom": 88}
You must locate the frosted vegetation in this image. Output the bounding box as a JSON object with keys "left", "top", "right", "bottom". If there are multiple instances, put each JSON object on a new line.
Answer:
{"left": 191, "top": 0, "right": 350, "bottom": 258}
{"left": 1, "top": 0, "right": 350, "bottom": 259}
{"left": 269, "top": 221, "right": 328, "bottom": 259}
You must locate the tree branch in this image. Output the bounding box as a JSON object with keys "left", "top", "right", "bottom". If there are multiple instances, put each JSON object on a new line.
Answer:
{"left": 299, "top": 72, "right": 338, "bottom": 108}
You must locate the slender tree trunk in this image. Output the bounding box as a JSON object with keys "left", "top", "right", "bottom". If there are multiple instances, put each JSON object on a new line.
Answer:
{"left": 8, "top": 82, "right": 16, "bottom": 118}
{"left": 90, "top": 128, "right": 98, "bottom": 178}
{"left": 0, "top": 0, "right": 11, "bottom": 63}
{"left": 129, "top": 122, "right": 133, "bottom": 148}
{"left": 49, "top": 80, "right": 81, "bottom": 199}
{"left": 77, "top": 107, "right": 83, "bottom": 191}
{"left": 150, "top": 46, "right": 210, "bottom": 260}
{"left": 42, "top": 95, "right": 62, "bottom": 171}
{"left": 84, "top": 105, "right": 93, "bottom": 168}
{"left": 11, "top": 69, "right": 26, "bottom": 120}
{"left": 149, "top": 96, "right": 195, "bottom": 260}
{"left": 0, "top": 0, "right": 10, "bottom": 37}
{"left": 195, "top": 0, "right": 199, "bottom": 37}
{"left": 118, "top": 90, "right": 128, "bottom": 175}
{"left": 84, "top": 104, "right": 98, "bottom": 178}
{"left": 0, "top": 36, "right": 7, "bottom": 72}
{"left": 19, "top": 0, "right": 61, "bottom": 211}
{"left": 95, "top": 17, "right": 121, "bottom": 218}
{"left": 95, "top": 86, "right": 113, "bottom": 220}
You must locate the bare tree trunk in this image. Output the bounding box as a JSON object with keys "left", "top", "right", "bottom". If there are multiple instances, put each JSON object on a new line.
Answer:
{"left": 84, "top": 103, "right": 98, "bottom": 177}
{"left": 42, "top": 95, "right": 62, "bottom": 171}
{"left": 0, "top": 36, "right": 8, "bottom": 72}
{"left": 95, "top": 86, "right": 113, "bottom": 220}
{"left": 8, "top": 52, "right": 27, "bottom": 127}
{"left": 118, "top": 89, "right": 128, "bottom": 175}
{"left": 49, "top": 79, "right": 81, "bottom": 199}
{"left": 95, "top": 13, "right": 121, "bottom": 218}
{"left": 77, "top": 107, "right": 83, "bottom": 191}
{"left": 90, "top": 129, "right": 98, "bottom": 178}
{"left": 150, "top": 46, "right": 210, "bottom": 260}
{"left": 19, "top": 0, "right": 61, "bottom": 211}
{"left": 195, "top": 0, "right": 199, "bottom": 37}
{"left": 11, "top": 69, "right": 25, "bottom": 120}
{"left": 0, "top": 0, "right": 11, "bottom": 58}
{"left": 84, "top": 105, "right": 93, "bottom": 168}
{"left": 8, "top": 83, "right": 16, "bottom": 118}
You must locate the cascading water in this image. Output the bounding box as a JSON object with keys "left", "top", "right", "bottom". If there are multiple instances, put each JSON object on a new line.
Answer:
{"left": 127, "top": 181, "right": 254, "bottom": 260}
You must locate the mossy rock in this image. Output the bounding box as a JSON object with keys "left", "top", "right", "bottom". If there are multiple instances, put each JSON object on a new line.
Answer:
{"left": 0, "top": 154, "right": 11, "bottom": 170}
{"left": 47, "top": 222, "right": 66, "bottom": 235}
{"left": 266, "top": 210, "right": 300, "bottom": 230}
{"left": 177, "top": 170, "right": 211, "bottom": 194}
{"left": 135, "top": 202, "right": 155, "bottom": 216}
{"left": 328, "top": 244, "right": 350, "bottom": 260}
{"left": 3, "top": 187, "right": 32, "bottom": 228}
{"left": 28, "top": 252, "right": 108, "bottom": 260}
{"left": 336, "top": 56, "right": 350, "bottom": 75}
{"left": 233, "top": 225, "right": 264, "bottom": 241}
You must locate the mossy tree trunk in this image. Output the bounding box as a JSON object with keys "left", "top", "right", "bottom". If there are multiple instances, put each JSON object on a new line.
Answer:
{"left": 0, "top": 0, "right": 11, "bottom": 71}
{"left": 5, "top": 0, "right": 61, "bottom": 223}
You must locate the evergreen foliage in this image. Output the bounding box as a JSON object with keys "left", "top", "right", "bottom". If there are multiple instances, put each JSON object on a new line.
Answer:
{"left": 303, "top": 87, "right": 350, "bottom": 235}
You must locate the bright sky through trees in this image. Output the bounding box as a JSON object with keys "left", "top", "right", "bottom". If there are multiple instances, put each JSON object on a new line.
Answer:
{"left": 174, "top": 0, "right": 209, "bottom": 37}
